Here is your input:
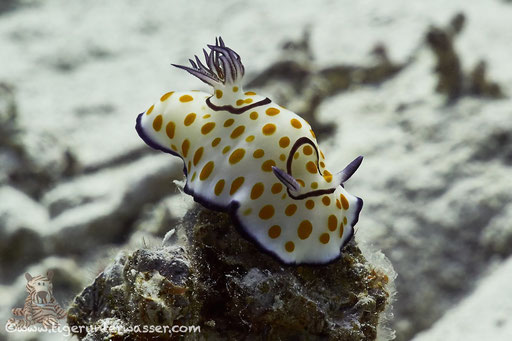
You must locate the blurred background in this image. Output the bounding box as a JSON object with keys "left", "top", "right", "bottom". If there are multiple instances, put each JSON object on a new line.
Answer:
{"left": 1, "top": 0, "right": 511, "bottom": 340}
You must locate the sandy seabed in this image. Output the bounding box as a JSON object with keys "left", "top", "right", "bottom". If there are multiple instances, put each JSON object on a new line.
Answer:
{"left": 1, "top": 1, "right": 512, "bottom": 340}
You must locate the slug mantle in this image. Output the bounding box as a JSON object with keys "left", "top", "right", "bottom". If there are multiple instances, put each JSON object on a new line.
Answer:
{"left": 135, "top": 37, "right": 363, "bottom": 265}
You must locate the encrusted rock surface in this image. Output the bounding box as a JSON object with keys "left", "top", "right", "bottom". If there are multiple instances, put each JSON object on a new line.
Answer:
{"left": 67, "top": 205, "right": 395, "bottom": 340}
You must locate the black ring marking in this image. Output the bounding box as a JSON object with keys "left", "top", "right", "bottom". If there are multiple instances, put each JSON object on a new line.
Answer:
{"left": 285, "top": 137, "right": 337, "bottom": 200}
{"left": 289, "top": 187, "right": 336, "bottom": 200}
{"left": 286, "top": 137, "right": 320, "bottom": 175}
{"left": 206, "top": 96, "right": 271, "bottom": 114}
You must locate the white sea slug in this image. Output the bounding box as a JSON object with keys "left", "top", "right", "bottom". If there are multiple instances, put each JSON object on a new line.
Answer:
{"left": 136, "top": 38, "right": 363, "bottom": 265}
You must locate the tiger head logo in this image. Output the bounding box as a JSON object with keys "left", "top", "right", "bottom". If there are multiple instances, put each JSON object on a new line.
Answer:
{"left": 27, "top": 272, "right": 55, "bottom": 303}
{"left": 6, "top": 271, "right": 67, "bottom": 329}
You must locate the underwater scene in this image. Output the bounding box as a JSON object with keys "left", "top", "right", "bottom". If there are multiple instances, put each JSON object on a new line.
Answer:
{"left": 0, "top": 1, "right": 511, "bottom": 340}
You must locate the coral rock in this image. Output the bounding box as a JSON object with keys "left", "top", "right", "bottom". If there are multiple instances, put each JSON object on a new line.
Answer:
{"left": 68, "top": 204, "right": 394, "bottom": 340}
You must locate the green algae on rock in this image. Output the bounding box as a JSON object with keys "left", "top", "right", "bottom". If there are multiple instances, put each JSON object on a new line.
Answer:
{"left": 67, "top": 204, "right": 395, "bottom": 340}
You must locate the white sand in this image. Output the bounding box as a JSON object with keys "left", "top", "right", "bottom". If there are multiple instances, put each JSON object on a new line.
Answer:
{"left": 1, "top": 0, "right": 512, "bottom": 340}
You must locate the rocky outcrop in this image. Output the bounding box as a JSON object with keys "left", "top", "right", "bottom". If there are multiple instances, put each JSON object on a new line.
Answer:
{"left": 67, "top": 205, "right": 395, "bottom": 340}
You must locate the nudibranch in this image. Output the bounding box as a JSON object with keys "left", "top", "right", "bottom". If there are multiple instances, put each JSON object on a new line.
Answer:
{"left": 136, "top": 38, "right": 363, "bottom": 265}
